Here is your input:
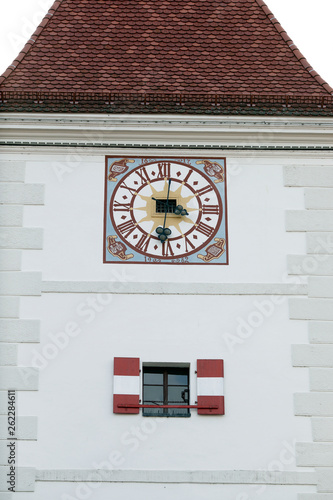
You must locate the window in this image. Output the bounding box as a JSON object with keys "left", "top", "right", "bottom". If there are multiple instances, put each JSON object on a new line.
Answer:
{"left": 142, "top": 366, "right": 190, "bottom": 417}
{"left": 113, "top": 357, "right": 224, "bottom": 416}
{"left": 155, "top": 198, "right": 177, "bottom": 214}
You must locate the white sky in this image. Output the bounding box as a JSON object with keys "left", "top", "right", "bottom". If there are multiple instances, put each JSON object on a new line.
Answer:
{"left": 0, "top": 0, "right": 332, "bottom": 88}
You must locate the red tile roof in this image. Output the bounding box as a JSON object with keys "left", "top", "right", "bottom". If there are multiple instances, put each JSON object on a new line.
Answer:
{"left": 0, "top": 0, "right": 332, "bottom": 114}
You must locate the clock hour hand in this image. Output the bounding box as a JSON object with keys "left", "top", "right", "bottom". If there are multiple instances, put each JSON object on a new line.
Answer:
{"left": 156, "top": 179, "right": 172, "bottom": 242}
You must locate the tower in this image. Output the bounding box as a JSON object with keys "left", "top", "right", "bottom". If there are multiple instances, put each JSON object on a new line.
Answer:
{"left": 0, "top": 1, "right": 332, "bottom": 498}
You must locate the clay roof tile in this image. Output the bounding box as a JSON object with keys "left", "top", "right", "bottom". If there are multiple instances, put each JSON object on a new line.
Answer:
{"left": 0, "top": 0, "right": 332, "bottom": 114}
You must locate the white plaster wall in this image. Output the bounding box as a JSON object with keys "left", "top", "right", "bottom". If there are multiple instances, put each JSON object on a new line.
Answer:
{"left": 18, "top": 293, "right": 310, "bottom": 471}
{"left": 20, "top": 152, "right": 306, "bottom": 282}
{"left": 4, "top": 147, "right": 329, "bottom": 496}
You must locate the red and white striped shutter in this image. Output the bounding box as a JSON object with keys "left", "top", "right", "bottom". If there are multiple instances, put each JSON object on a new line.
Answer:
{"left": 113, "top": 357, "right": 140, "bottom": 414}
{"left": 197, "top": 359, "right": 224, "bottom": 415}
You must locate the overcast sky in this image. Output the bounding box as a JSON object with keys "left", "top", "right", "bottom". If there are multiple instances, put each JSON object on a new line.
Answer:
{"left": 0, "top": 0, "right": 332, "bottom": 88}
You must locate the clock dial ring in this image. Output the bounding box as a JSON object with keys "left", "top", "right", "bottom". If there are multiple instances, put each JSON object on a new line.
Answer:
{"left": 109, "top": 161, "right": 223, "bottom": 260}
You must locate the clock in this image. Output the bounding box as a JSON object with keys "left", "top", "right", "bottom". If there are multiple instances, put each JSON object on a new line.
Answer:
{"left": 104, "top": 157, "right": 228, "bottom": 265}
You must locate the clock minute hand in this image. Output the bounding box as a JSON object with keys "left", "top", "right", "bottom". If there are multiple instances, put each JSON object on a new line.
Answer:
{"left": 162, "top": 178, "right": 172, "bottom": 230}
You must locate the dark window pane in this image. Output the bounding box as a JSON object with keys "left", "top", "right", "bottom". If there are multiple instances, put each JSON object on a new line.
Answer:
{"left": 143, "top": 407, "right": 164, "bottom": 417}
{"left": 144, "top": 372, "right": 163, "bottom": 384}
{"left": 166, "top": 407, "right": 190, "bottom": 417}
{"left": 143, "top": 366, "right": 190, "bottom": 417}
{"left": 143, "top": 385, "right": 163, "bottom": 402}
{"left": 156, "top": 199, "right": 177, "bottom": 214}
{"left": 168, "top": 373, "right": 188, "bottom": 385}
{"left": 168, "top": 386, "right": 189, "bottom": 403}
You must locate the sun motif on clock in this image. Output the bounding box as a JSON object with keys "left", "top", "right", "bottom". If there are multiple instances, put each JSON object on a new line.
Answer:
{"left": 104, "top": 157, "right": 228, "bottom": 264}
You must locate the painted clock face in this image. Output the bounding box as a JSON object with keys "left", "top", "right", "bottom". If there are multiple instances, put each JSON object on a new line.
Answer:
{"left": 104, "top": 157, "right": 228, "bottom": 264}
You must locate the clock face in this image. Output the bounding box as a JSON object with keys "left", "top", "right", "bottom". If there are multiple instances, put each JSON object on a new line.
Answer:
{"left": 104, "top": 157, "right": 228, "bottom": 265}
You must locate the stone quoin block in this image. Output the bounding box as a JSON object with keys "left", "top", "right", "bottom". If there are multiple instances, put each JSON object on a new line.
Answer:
{"left": 289, "top": 299, "right": 333, "bottom": 321}
{"left": 0, "top": 206, "right": 23, "bottom": 227}
{"left": 0, "top": 227, "right": 43, "bottom": 250}
{"left": 0, "top": 393, "right": 8, "bottom": 414}
{"left": 286, "top": 211, "right": 333, "bottom": 232}
{"left": 292, "top": 345, "right": 333, "bottom": 367}
{"left": 296, "top": 443, "right": 333, "bottom": 467}
{"left": 0, "top": 161, "right": 25, "bottom": 182}
{"left": 310, "top": 369, "right": 333, "bottom": 391}
{"left": 0, "top": 416, "right": 37, "bottom": 440}
{"left": 0, "top": 345, "right": 17, "bottom": 366}
{"left": 0, "top": 272, "right": 41, "bottom": 296}
{"left": 316, "top": 467, "right": 333, "bottom": 492}
{"left": 0, "top": 491, "right": 13, "bottom": 499}
{"left": 0, "top": 250, "right": 21, "bottom": 271}
{"left": 0, "top": 466, "right": 35, "bottom": 491}
{"left": 0, "top": 367, "right": 39, "bottom": 391}
{"left": 305, "top": 188, "right": 333, "bottom": 210}
{"left": 309, "top": 322, "right": 333, "bottom": 344}
{"left": 0, "top": 298, "right": 20, "bottom": 318}
{"left": 287, "top": 255, "right": 333, "bottom": 276}
{"left": 298, "top": 495, "right": 333, "bottom": 499}
{"left": 0, "top": 183, "right": 44, "bottom": 205}
{"left": 294, "top": 393, "right": 333, "bottom": 416}
{"left": 312, "top": 419, "right": 333, "bottom": 442}
{"left": 308, "top": 277, "right": 333, "bottom": 298}
{"left": 0, "top": 320, "right": 40, "bottom": 343}
{"left": 284, "top": 166, "right": 333, "bottom": 187}
{"left": 307, "top": 233, "right": 333, "bottom": 255}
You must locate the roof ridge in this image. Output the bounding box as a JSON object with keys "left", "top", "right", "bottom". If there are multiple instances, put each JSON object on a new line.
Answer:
{"left": 255, "top": 0, "right": 333, "bottom": 95}
{"left": 0, "top": 0, "right": 63, "bottom": 86}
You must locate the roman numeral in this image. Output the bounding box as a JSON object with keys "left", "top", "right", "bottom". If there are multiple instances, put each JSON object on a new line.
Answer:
{"left": 119, "top": 182, "right": 137, "bottom": 196}
{"left": 195, "top": 222, "right": 214, "bottom": 237}
{"left": 117, "top": 220, "right": 137, "bottom": 238}
{"left": 157, "top": 162, "right": 171, "bottom": 179}
{"left": 182, "top": 169, "right": 193, "bottom": 184}
{"left": 162, "top": 239, "right": 175, "bottom": 258}
{"left": 183, "top": 235, "right": 195, "bottom": 252}
{"left": 113, "top": 201, "right": 131, "bottom": 212}
{"left": 135, "top": 167, "right": 151, "bottom": 184}
{"left": 135, "top": 233, "right": 151, "bottom": 252}
{"left": 196, "top": 185, "right": 214, "bottom": 196}
{"left": 202, "top": 205, "right": 219, "bottom": 214}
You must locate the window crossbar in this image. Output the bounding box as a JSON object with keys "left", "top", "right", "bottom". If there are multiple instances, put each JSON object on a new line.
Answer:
{"left": 117, "top": 404, "right": 218, "bottom": 409}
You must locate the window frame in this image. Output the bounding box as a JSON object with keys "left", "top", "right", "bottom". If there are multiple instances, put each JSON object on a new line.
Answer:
{"left": 142, "top": 365, "right": 190, "bottom": 418}
{"left": 155, "top": 198, "right": 177, "bottom": 214}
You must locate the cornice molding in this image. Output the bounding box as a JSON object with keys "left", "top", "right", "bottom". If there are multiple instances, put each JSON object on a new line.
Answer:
{"left": 1, "top": 114, "right": 333, "bottom": 149}
{"left": 2, "top": 113, "right": 333, "bottom": 126}
{"left": 1, "top": 143, "right": 332, "bottom": 152}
